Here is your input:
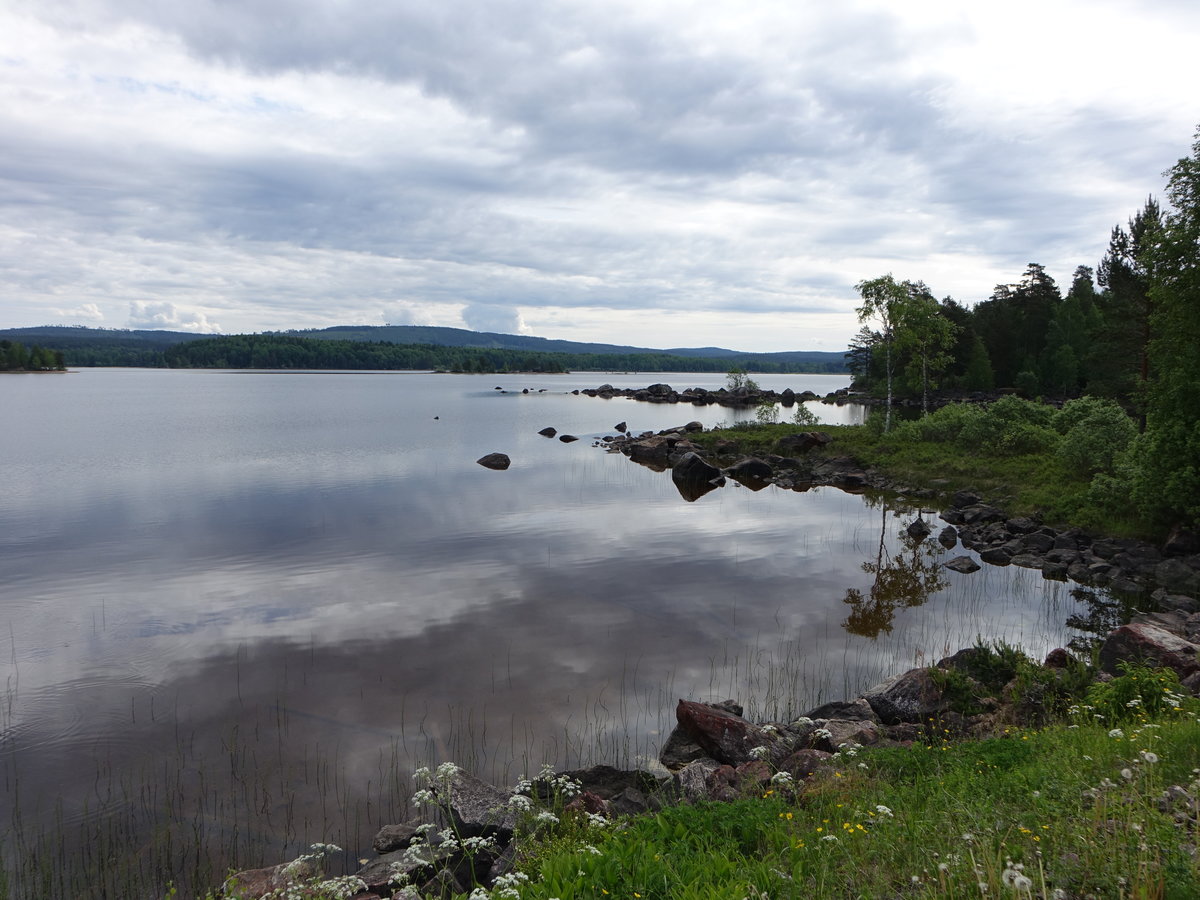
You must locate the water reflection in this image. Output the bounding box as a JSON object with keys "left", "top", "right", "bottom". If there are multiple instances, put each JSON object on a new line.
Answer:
{"left": 0, "top": 370, "right": 1089, "bottom": 898}
{"left": 842, "top": 500, "right": 950, "bottom": 638}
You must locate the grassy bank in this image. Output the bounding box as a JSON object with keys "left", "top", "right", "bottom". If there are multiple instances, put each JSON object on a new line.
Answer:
{"left": 693, "top": 396, "right": 1154, "bottom": 539}
{"left": 514, "top": 714, "right": 1200, "bottom": 899}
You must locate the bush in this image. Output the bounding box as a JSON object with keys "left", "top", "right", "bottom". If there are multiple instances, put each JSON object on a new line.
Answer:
{"left": 1054, "top": 397, "right": 1138, "bottom": 476}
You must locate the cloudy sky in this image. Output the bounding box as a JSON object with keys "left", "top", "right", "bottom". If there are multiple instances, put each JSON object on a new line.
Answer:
{"left": 1, "top": 0, "right": 1196, "bottom": 351}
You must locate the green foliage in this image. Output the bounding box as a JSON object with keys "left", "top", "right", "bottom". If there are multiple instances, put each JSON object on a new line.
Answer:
{"left": 791, "top": 404, "right": 819, "bottom": 427}
{"left": 1053, "top": 396, "right": 1138, "bottom": 476}
{"left": 726, "top": 366, "right": 761, "bottom": 392}
{"left": 1082, "top": 663, "right": 1195, "bottom": 725}
{"left": 888, "top": 396, "right": 1057, "bottom": 457}
{"left": 0, "top": 339, "right": 66, "bottom": 371}
{"left": 754, "top": 399, "right": 779, "bottom": 425}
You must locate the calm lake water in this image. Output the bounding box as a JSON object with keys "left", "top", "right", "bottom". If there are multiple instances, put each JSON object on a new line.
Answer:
{"left": 0, "top": 368, "right": 1094, "bottom": 896}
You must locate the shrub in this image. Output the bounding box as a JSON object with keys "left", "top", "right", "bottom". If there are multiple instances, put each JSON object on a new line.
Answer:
{"left": 1054, "top": 397, "right": 1138, "bottom": 477}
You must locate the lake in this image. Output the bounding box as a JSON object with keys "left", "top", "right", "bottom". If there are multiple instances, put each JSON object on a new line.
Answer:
{"left": 0, "top": 368, "right": 1095, "bottom": 897}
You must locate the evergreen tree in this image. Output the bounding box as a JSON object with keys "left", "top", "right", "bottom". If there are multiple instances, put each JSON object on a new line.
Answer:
{"left": 1130, "top": 130, "right": 1200, "bottom": 529}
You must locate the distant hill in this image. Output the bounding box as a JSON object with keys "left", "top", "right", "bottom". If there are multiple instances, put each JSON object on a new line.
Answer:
{"left": 0, "top": 324, "right": 848, "bottom": 372}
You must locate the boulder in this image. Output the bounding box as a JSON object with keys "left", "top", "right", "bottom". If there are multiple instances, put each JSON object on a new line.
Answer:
{"left": 1098, "top": 623, "right": 1200, "bottom": 680}
{"left": 613, "top": 421, "right": 627, "bottom": 433}
{"left": 806, "top": 719, "right": 881, "bottom": 753}
{"left": 671, "top": 452, "right": 726, "bottom": 502}
{"left": 777, "top": 432, "right": 831, "bottom": 454}
{"left": 476, "top": 452, "right": 510, "bottom": 470}
{"left": 1005, "top": 517, "right": 1040, "bottom": 534}
{"left": 862, "top": 668, "right": 949, "bottom": 725}
{"left": 561, "top": 765, "right": 661, "bottom": 800}
{"left": 558, "top": 434, "right": 579, "bottom": 443}
{"left": 374, "top": 821, "right": 422, "bottom": 854}
{"left": 937, "top": 526, "right": 958, "bottom": 549}
{"left": 537, "top": 427, "right": 557, "bottom": 437}
{"left": 437, "top": 770, "right": 518, "bottom": 842}
{"left": 804, "top": 698, "right": 879, "bottom": 722}
{"left": 1164, "top": 526, "right": 1200, "bottom": 557}
{"left": 779, "top": 748, "right": 835, "bottom": 780}
{"left": 674, "top": 699, "right": 775, "bottom": 766}
{"left": 1155, "top": 558, "right": 1200, "bottom": 594}
{"left": 223, "top": 859, "right": 318, "bottom": 899}
{"left": 906, "top": 518, "right": 932, "bottom": 541}
{"left": 674, "top": 759, "right": 722, "bottom": 803}
{"left": 943, "top": 556, "right": 981, "bottom": 574}
{"left": 978, "top": 547, "right": 1012, "bottom": 566}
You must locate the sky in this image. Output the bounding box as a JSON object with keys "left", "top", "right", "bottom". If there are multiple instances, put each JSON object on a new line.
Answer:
{"left": 1, "top": 0, "right": 1197, "bottom": 352}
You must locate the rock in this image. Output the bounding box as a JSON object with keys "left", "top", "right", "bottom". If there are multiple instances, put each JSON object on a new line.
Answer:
{"left": 560, "top": 765, "right": 661, "bottom": 800}
{"left": 907, "top": 518, "right": 932, "bottom": 540}
{"left": 674, "top": 699, "right": 775, "bottom": 766}
{"left": 671, "top": 452, "right": 726, "bottom": 502}
{"left": 1156, "top": 558, "right": 1200, "bottom": 594}
{"left": 978, "top": 547, "right": 1012, "bottom": 566}
{"left": 608, "top": 786, "right": 652, "bottom": 817}
{"left": 734, "top": 760, "right": 773, "bottom": 790}
{"left": 962, "top": 504, "right": 1005, "bottom": 526}
{"left": 804, "top": 698, "right": 879, "bottom": 722}
{"left": 558, "top": 434, "right": 579, "bottom": 443}
{"left": 1041, "top": 560, "right": 1070, "bottom": 581}
{"left": 658, "top": 725, "right": 709, "bottom": 770}
{"left": 374, "top": 821, "right": 421, "bottom": 854}
{"left": 1098, "top": 623, "right": 1200, "bottom": 680}
{"left": 806, "top": 719, "right": 881, "bottom": 753}
{"left": 224, "top": 859, "right": 318, "bottom": 899}
{"left": 476, "top": 452, "right": 510, "bottom": 470}
{"left": 951, "top": 490, "right": 982, "bottom": 508}
{"left": 862, "top": 668, "right": 949, "bottom": 725}
{"left": 614, "top": 421, "right": 627, "bottom": 433}
{"left": 674, "top": 759, "right": 722, "bottom": 803}
{"left": 1164, "top": 526, "right": 1200, "bottom": 557}
{"left": 1011, "top": 552, "right": 1045, "bottom": 569}
{"left": 1044, "top": 648, "right": 1075, "bottom": 668}
{"left": 438, "top": 770, "right": 519, "bottom": 842}
{"left": 938, "top": 526, "right": 958, "bottom": 549}
{"left": 779, "top": 748, "right": 835, "bottom": 779}
{"left": 684, "top": 421, "right": 704, "bottom": 432}
{"left": 537, "top": 427, "right": 557, "bottom": 437}
{"left": 356, "top": 844, "right": 448, "bottom": 894}
{"left": 726, "top": 457, "right": 774, "bottom": 481}
{"left": 1005, "top": 517, "right": 1040, "bottom": 534}
{"left": 777, "top": 432, "right": 831, "bottom": 454}
{"left": 943, "top": 555, "right": 981, "bottom": 574}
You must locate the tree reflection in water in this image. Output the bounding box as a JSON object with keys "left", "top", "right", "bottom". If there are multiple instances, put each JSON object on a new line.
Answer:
{"left": 842, "top": 497, "right": 949, "bottom": 638}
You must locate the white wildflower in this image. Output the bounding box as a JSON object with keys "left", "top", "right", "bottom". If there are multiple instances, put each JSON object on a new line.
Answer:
{"left": 875, "top": 804, "right": 893, "bottom": 817}
{"left": 508, "top": 794, "right": 533, "bottom": 811}
{"left": 411, "top": 788, "right": 435, "bottom": 805}
{"left": 770, "top": 771, "right": 795, "bottom": 786}
{"left": 1121, "top": 768, "right": 1134, "bottom": 781}
{"left": 749, "top": 745, "right": 770, "bottom": 761}
{"left": 1141, "top": 750, "right": 1159, "bottom": 764}
{"left": 535, "top": 810, "right": 560, "bottom": 825}
{"left": 1108, "top": 728, "right": 1124, "bottom": 739}
{"left": 435, "top": 761, "right": 460, "bottom": 779}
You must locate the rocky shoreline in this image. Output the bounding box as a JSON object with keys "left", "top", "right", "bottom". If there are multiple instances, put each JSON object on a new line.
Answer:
{"left": 228, "top": 591, "right": 1200, "bottom": 898}
{"left": 591, "top": 417, "right": 1200, "bottom": 602}
{"left": 224, "top": 393, "right": 1200, "bottom": 898}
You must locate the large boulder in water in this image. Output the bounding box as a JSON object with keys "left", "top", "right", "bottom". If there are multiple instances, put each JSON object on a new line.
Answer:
{"left": 671, "top": 451, "right": 725, "bottom": 502}
{"left": 476, "top": 452, "right": 511, "bottom": 470}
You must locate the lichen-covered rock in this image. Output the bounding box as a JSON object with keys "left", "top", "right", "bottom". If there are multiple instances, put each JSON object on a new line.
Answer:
{"left": 223, "top": 859, "right": 317, "bottom": 899}
{"left": 438, "top": 770, "right": 518, "bottom": 842}
{"left": 1098, "top": 623, "right": 1200, "bottom": 680}
{"left": 862, "top": 668, "right": 949, "bottom": 725}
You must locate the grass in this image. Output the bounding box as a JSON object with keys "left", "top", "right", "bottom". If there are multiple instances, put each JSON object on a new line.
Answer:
{"left": 500, "top": 712, "right": 1200, "bottom": 900}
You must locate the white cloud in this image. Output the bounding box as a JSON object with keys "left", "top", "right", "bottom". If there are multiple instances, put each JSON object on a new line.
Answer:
{"left": 52, "top": 302, "right": 105, "bottom": 322}
{"left": 128, "top": 301, "right": 220, "bottom": 333}
{"left": 0, "top": 0, "right": 1196, "bottom": 351}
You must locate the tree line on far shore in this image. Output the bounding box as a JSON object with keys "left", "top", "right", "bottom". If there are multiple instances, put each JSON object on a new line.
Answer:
{"left": 0, "top": 340, "right": 65, "bottom": 371}
{"left": 160, "top": 334, "right": 846, "bottom": 374}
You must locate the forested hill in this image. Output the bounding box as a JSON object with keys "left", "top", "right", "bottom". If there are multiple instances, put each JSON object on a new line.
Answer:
{"left": 161, "top": 333, "right": 844, "bottom": 373}
{"left": 0, "top": 325, "right": 848, "bottom": 372}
